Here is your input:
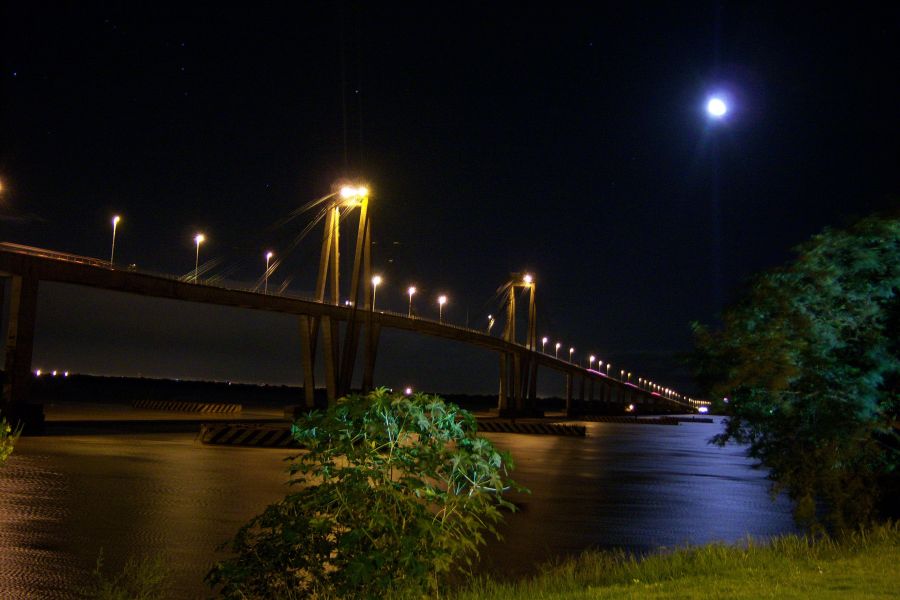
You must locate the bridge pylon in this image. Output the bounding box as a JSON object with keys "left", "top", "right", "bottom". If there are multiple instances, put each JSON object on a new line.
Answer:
{"left": 299, "top": 184, "right": 375, "bottom": 407}
{"left": 498, "top": 273, "right": 541, "bottom": 417}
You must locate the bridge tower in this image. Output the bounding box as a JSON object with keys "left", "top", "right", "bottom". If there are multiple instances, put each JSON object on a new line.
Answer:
{"left": 498, "top": 273, "right": 540, "bottom": 416}
{"left": 298, "top": 184, "right": 376, "bottom": 407}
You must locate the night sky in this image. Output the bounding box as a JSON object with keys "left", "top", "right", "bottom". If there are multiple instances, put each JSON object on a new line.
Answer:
{"left": 2, "top": 3, "right": 898, "bottom": 396}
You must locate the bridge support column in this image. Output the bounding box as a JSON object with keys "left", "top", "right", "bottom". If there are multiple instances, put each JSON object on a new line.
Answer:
{"left": 299, "top": 316, "right": 316, "bottom": 408}
{"left": 497, "top": 353, "right": 510, "bottom": 413}
{"left": 321, "top": 316, "right": 339, "bottom": 403}
{"left": 362, "top": 322, "right": 380, "bottom": 393}
{"left": 1, "top": 274, "right": 42, "bottom": 429}
{"left": 527, "top": 357, "right": 538, "bottom": 405}
{"left": 565, "top": 372, "right": 573, "bottom": 416}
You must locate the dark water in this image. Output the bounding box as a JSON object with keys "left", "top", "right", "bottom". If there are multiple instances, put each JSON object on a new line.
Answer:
{"left": 0, "top": 418, "right": 795, "bottom": 598}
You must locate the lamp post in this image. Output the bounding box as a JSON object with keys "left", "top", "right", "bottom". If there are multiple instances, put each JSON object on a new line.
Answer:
{"left": 110, "top": 215, "right": 121, "bottom": 266}
{"left": 606, "top": 363, "right": 611, "bottom": 376}
{"left": 264, "top": 251, "right": 274, "bottom": 294}
{"left": 372, "top": 275, "right": 382, "bottom": 311}
{"left": 193, "top": 233, "right": 205, "bottom": 283}
{"left": 407, "top": 286, "right": 416, "bottom": 317}
{"left": 589, "top": 355, "right": 595, "bottom": 370}
{"left": 542, "top": 336, "right": 548, "bottom": 353}
{"left": 569, "top": 347, "right": 575, "bottom": 363}
{"left": 438, "top": 295, "right": 447, "bottom": 322}
{"left": 555, "top": 342, "right": 561, "bottom": 358}
{"left": 487, "top": 314, "right": 495, "bottom": 334}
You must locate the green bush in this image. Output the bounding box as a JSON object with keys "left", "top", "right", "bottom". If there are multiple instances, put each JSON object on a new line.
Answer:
{"left": 81, "top": 550, "right": 169, "bottom": 600}
{"left": 207, "top": 388, "right": 522, "bottom": 599}
{"left": 1, "top": 416, "right": 20, "bottom": 466}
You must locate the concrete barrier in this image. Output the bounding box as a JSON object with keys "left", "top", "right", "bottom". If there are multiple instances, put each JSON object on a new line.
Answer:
{"left": 476, "top": 420, "right": 586, "bottom": 437}
{"left": 198, "top": 423, "right": 298, "bottom": 447}
{"left": 134, "top": 399, "right": 242, "bottom": 414}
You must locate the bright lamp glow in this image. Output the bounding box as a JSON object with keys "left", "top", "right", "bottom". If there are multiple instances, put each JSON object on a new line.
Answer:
{"left": 707, "top": 97, "right": 727, "bottom": 117}
{"left": 372, "top": 275, "right": 382, "bottom": 286}
{"left": 194, "top": 233, "right": 205, "bottom": 244}
{"left": 438, "top": 295, "right": 447, "bottom": 305}
{"left": 266, "top": 251, "right": 274, "bottom": 260}
{"left": 523, "top": 274, "right": 533, "bottom": 284}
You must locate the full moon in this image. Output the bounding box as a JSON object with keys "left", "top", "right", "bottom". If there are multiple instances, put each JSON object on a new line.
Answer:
{"left": 706, "top": 97, "right": 728, "bottom": 118}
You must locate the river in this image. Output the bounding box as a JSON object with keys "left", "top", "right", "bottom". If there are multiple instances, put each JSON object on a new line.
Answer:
{"left": 0, "top": 417, "right": 796, "bottom": 598}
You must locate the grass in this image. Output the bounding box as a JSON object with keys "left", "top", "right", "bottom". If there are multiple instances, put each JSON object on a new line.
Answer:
{"left": 453, "top": 523, "right": 900, "bottom": 599}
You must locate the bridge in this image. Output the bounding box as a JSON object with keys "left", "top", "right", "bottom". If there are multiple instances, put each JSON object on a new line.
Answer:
{"left": 0, "top": 188, "right": 698, "bottom": 426}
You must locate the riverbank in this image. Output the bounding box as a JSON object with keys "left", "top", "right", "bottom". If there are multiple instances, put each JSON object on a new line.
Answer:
{"left": 455, "top": 523, "right": 899, "bottom": 599}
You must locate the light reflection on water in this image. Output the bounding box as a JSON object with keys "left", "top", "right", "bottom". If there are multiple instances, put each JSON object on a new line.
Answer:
{"left": 0, "top": 418, "right": 795, "bottom": 598}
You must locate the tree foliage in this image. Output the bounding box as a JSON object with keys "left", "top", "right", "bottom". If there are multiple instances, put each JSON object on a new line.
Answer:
{"left": 207, "top": 389, "right": 521, "bottom": 599}
{"left": 693, "top": 214, "right": 900, "bottom": 532}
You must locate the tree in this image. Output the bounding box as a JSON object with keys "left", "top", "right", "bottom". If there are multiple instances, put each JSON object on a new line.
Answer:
{"left": 692, "top": 214, "right": 899, "bottom": 532}
{"left": 207, "top": 389, "right": 521, "bottom": 599}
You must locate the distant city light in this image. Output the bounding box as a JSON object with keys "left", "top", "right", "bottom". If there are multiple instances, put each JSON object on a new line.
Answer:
{"left": 404, "top": 387, "right": 413, "bottom": 395}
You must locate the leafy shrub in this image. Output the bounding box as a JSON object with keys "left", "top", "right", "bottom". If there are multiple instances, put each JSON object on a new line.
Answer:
{"left": 81, "top": 550, "right": 169, "bottom": 600}
{"left": 1, "top": 416, "right": 20, "bottom": 466}
{"left": 207, "top": 388, "right": 521, "bottom": 599}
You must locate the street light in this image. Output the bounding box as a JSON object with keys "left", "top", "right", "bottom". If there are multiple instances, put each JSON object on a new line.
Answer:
{"left": 110, "top": 215, "right": 121, "bottom": 266}
{"left": 542, "top": 336, "right": 548, "bottom": 353}
{"left": 606, "top": 363, "right": 611, "bottom": 375}
{"left": 589, "top": 355, "right": 595, "bottom": 370}
{"left": 264, "top": 251, "right": 274, "bottom": 295}
{"left": 523, "top": 273, "right": 533, "bottom": 285}
{"left": 372, "top": 275, "right": 383, "bottom": 311}
{"left": 569, "top": 347, "right": 575, "bottom": 363}
{"left": 438, "top": 295, "right": 447, "bottom": 322}
{"left": 193, "top": 233, "right": 205, "bottom": 282}
{"left": 487, "top": 314, "right": 495, "bottom": 334}
{"left": 555, "top": 342, "right": 561, "bottom": 358}
{"left": 407, "top": 286, "right": 416, "bottom": 317}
